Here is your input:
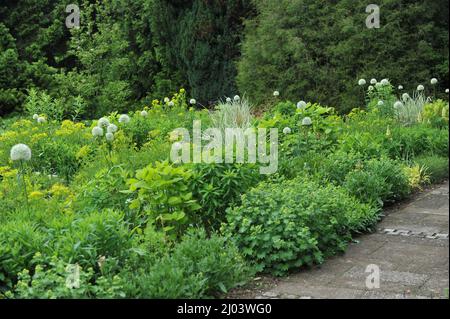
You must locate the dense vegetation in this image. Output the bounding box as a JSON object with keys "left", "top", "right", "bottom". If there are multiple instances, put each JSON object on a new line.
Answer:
{"left": 1, "top": 0, "right": 448, "bottom": 116}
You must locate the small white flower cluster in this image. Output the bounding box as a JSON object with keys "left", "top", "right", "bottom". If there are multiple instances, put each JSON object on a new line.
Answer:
{"left": 301, "top": 117, "right": 312, "bottom": 126}
{"left": 273, "top": 90, "right": 280, "bottom": 97}
{"left": 358, "top": 79, "right": 366, "bottom": 86}
{"left": 32, "top": 114, "right": 46, "bottom": 123}
{"left": 297, "top": 101, "right": 307, "bottom": 109}
{"left": 119, "top": 114, "right": 130, "bottom": 124}
{"left": 10, "top": 143, "right": 32, "bottom": 161}
{"left": 190, "top": 99, "right": 196, "bottom": 105}
{"left": 417, "top": 84, "right": 425, "bottom": 91}
{"left": 282, "top": 127, "right": 291, "bottom": 134}
{"left": 92, "top": 116, "right": 122, "bottom": 143}
{"left": 430, "top": 78, "right": 438, "bottom": 85}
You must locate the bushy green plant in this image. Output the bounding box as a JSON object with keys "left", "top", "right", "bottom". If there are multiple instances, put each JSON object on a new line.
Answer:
{"left": 395, "top": 91, "right": 430, "bottom": 125}
{"left": 414, "top": 155, "right": 449, "bottom": 183}
{"left": 223, "top": 176, "right": 378, "bottom": 275}
{"left": 210, "top": 96, "right": 253, "bottom": 131}
{"left": 419, "top": 99, "right": 449, "bottom": 128}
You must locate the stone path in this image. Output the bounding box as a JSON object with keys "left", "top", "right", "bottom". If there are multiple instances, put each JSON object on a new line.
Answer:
{"left": 253, "top": 182, "right": 449, "bottom": 299}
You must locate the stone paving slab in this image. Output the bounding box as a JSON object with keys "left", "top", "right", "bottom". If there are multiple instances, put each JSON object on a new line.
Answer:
{"left": 251, "top": 181, "right": 449, "bottom": 299}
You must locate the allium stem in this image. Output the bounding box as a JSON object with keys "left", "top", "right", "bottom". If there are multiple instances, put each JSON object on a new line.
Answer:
{"left": 19, "top": 160, "right": 30, "bottom": 214}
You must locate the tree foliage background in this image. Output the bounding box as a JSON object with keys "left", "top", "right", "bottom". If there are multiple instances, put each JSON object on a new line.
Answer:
{"left": 0, "top": 0, "right": 448, "bottom": 116}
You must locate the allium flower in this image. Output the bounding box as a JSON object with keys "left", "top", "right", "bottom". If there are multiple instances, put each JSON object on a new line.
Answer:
{"left": 368, "top": 85, "right": 374, "bottom": 91}
{"left": 10, "top": 144, "right": 32, "bottom": 161}
{"left": 189, "top": 99, "right": 196, "bottom": 105}
{"left": 358, "top": 79, "right": 366, "bottom": 86}
{"left": 377, "top": 100, "right": 384, "bottom": 106}
{"left": 430, "top": 78, "right": 438, "bottom": 85}
{"left": 273, "top": 90, "right": 280, "bottom": 97}
{"left": 301, "top": 117, "right": 312, "bottom": 126}
{"left": 370, "top": 78, "right": 377, "bottom": 84}
{"left": 37, "top": 116, "right": 46, "bottom": 123}
{"left": 118, "top": 114, "right": 130, "bottom": 124}
{"left": 97, "top": 117, "right": 109, "bottom": 127}
{"left": 32, "top": 114, "right": 39, "bottom": 120}
{"left": 168, "top": 101, "right": 175, "bottom": 107}
{"left": 105, "top": 132, "right": 114, "bottom": 142}
{"left": 446, "top": 89, "right": 449, "bottom": 94}
{"left": 234, "top": 95, "right": 240, "bottom": 102}
{"left": 107, "top": 124, "right": 118, "bottom": 133}
{"left": 297, "top": 101, "right": 307, "bottom": 109}
{"left": 164, "top": 97, "right": 170, "bottom": 103}
{"left": 402, "top": 93, "right": 410, "bottom": 101}
{"left": 282, "top": 127, "right": 291, "bottom": 134}
{"left": 398, "top": 85, "right": 403, "bottom": 90}
{"left": 375, "top": 82, "right": 382, "bottom": 89}
{"left": 140, "top": 110, "right": 148, "bottom": 117}
{"left": 394, "top": 101, "right": 403, "bottom": 109}
{"left": 380, "top": 79, "right": 390, "bottom": 86}
{"left": 92, "top": 126, "right": 104, "bottom": 137}
{"left": 417, "top": 85, "right": 425, "bottom": 91}
{"left": 226, "top": 97, "right": 232, "bottom": 103}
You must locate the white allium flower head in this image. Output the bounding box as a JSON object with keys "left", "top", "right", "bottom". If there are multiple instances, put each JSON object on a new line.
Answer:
{"left": 32, "top": 114, "right": 39, "bottom": 120}
{"left": 164, "top": 97, "right": 170, "bottom": 103}
{"left": 394, "top": 101, "right": 403, "bottom": 109}
{"left": 446, "top": 89, "right": 449, "bottom": 94}
{"left": 140, "top": 110, "right": 148, "bottom": 117}
{"left": 370, "top": 78, "right": 377, "bottom": 84}
{"left": 118, "top": 114, "right": 130, "bottom": 124}
{"left": 398, "top": 85, "right": 403, "bottom": 90}
{"left": 368, "top": 85, "right": 374, "bottom": 91}
{"left": 417, "top": 85, "right": 425, "bottom": 91}
{"left": 105, "top": 132, "right": 114, "bottom": 142}
{"left": 168, "top": 101, "right": 175, "bottom": 107}
{"left": 430, "top": 78, "right": 438, "bottom": 85}
{"left": 377, "top": 100, "right": 384, "bottom": 106}
{"left": 97, "top": 117, "right": 110, "bottom": 127}
{"left": 10, "top": 144, "right": 32, "bottom": 161}
{"left": 189, "top": 99, "right": 196, "bottom": 105}
{"left": 273, "top": 90, "right": 280, "bottom": 97}
{"left": 375, "top": 82, "right": 382, "bottom": 88}
{"left": 107, "top": 124, "right": 118, "bottom": 133}
{"left": 92, "top": 126, "right": 104, "bottom": 137}
{"left": 358, "top": 79, "right": 366, "bottom": 86}
{"left": 282, "top": 127, "right": 292, "bottom": 134}
{"left": 402, "top": 93, "right": 410, "bottom": 101}
{"left": 380, "top": 79, "right": 390, "bottom": 86}
{"left": 37, "top": 116, "right": 46, "bottom": 123}
{"left": 297, "top": 101, "right": 307, "bottom": 109}
{"left": 234, "top": 95, "right": 240, "bottom": 102}
{"left": 226, "top": 97, "right": 232, "bottom": 103}
{"left": 301, "top": 117, "right": 312, "bottom": 126}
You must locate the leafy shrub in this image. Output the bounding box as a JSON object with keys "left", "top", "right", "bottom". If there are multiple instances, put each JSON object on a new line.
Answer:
{"left": 343, "top": 158, "right": 411, "bottom": 206}
{"left": 124, "top": 229, "right": 252, "bottom": 298}
{"left": 223, "top": 177, "right": 378, "bottom": 275}
{"left": 419, "top": 99, "right": 449, "bottom": 128}
{"left": 414, "top": 155, "right": 449, "bottom": 183}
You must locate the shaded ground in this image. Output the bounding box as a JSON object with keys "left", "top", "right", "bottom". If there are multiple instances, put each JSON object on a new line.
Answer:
{"left": 228, "top": 182, "right": 449, "bottom": 299}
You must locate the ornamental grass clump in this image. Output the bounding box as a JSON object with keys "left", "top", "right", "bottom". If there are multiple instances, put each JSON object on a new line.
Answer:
{"left": 395, "top": 91, "right": 430, "bottom": 125}
{"left": 210, "top": 95, "right": 253, "bottom": 132}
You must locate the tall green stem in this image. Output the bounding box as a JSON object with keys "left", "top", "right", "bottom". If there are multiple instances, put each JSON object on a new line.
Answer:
{"left": 19, "top": 160, "right": 30, "bottom": 214}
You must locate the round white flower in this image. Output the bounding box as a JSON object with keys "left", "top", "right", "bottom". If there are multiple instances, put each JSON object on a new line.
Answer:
{"left": 301, "top": 117, "right": 312, "bottom": 126}
{"left": 118, "top": 114, "right": 130, "bottom": 124}
{"left": 140, "top": 110, "right": 148, "bottom": 117}
{"left": 370, "top": 78, "right": 377, "bottom": 85}
{"left": 446, "top": 89, "right": 449, "bottom": 94}
{"left": 164, "top": 97, "right": 170, "bottom": 103}
{"left": 394, "top": 101, "right": 403, "bottom": 109}
{"left": 107, "top": 124, "right": 118, "bottom": 133}
{"left": 398, "top": 85, "right": 403, "bottom": 90}
{"left": 375, "top": 82, "right": 383, "bottom": 89}
{"left": 282, "top": 127, "right": 291, "bottom": 134}
{"left": 168, "top": 101, "right": 175, "bottom": 107}
{"left": 226, "top": 97, "right": 232, "bottom": 103}
{"left": 37, "top": 116, "right": 46, "bottom": 123}
{"left": 380, "top": 79, "right": 390, "bottom": 86}
{"left": 92, "top": 126, "right": 104, "bottom": 137}
{"left": 377, "top": 100, "right": 384, "bottom": 106}
{"left": 105, "top": 132, "right": 114, "bottom": 142}
{"left": 402, "top": 93, "right": 410, "bottom": 101}
{"left": 358, "top": 79, "right": 366, "bottom": 86}
{"left": 417, "top": 85, "right": 425, "bottom": 91}
{"left": 297, "top": 101, "right": 307, "bottom": 109}
{"left": 273, "top": 90, "right": 280, "bottom": 97}
{"left": 10, "top": 144, "right": 32, "bottom": 161}
{"left": 430, "top": 78, "right": 438, "bottom": 85}
{"left": 32, "top": 114, "right": 39, "bottom": 120}
{"left": 189, "top": 99, "right": 196, "bottom": 105}
{"left": 368, "top": 85, "right": 374, "bottom": 91}
{"left": 97, "top": 117, "right": 110, "bottom": 127}
{"left": 233, "top": 95, "right": 240, "bottom": 102}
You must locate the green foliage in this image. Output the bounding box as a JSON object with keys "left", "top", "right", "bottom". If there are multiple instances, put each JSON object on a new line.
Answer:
{"left": 237, "top": 0, "right": 449, "bottom": 111}
{"left": 420, "top": 99, "right": 449, "bottom": 128}
{"left": 125, "top": 161, "right": 201, "bottom": 239}
{"left": 223, "top": 177, "right": 379, "bottom": 275}
{"left": 414, "top": 155, "right": 449, "bottom": 183}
